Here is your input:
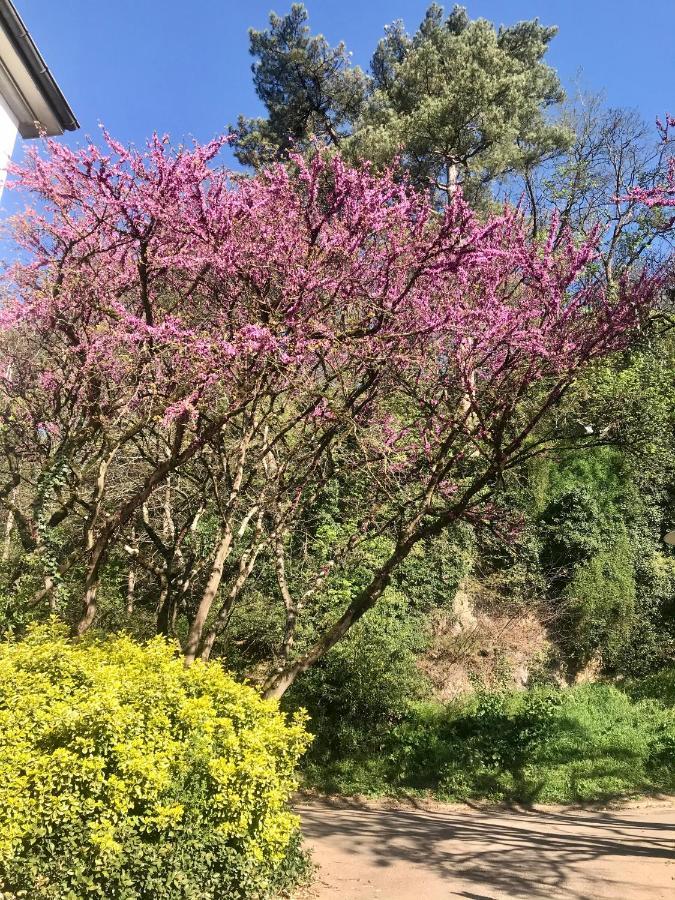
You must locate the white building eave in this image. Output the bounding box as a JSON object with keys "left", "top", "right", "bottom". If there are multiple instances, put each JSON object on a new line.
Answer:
{"left": 0, "top": 0, "right": 78, "bottom": 137}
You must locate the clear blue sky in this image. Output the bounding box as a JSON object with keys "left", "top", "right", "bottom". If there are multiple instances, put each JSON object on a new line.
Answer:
{"left": 13, "top": 1, "right": 675, "bottom": 153}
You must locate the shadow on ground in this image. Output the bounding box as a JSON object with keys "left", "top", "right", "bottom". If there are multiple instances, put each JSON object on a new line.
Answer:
{"left": 298, "top": 798, "right": 675, "bottom": 899}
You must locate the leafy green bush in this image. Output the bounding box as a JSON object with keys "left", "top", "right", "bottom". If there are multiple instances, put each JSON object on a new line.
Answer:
{"left": 529, "top": 434, "right": 675, "bottom": 678}
{"left": 521, "top": 682, "right": 675, "bottom": 802}
{"left": 625, "top": 668, "right": 675, "bottom": 705}
{"left": 303, "top": 678, "right": 675, "bottom": 804}
{"left": 385, "top": 688, "right": 562, "bottom": 801}
{"left": 394, "top": 527, "right": 475, "bottom": 613}
{"left": 0, "top": 623, "right": 311, "bottom": 899}
{"left": 288, "top": 593, "right": 429, "bottom": 785}
{"left": 558, "top": 529, "right": 636, "bottom": 671}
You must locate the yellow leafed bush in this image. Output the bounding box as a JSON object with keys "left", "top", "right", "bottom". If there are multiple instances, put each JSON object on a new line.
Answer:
{"left": 0, "top": 622, "right": 311, "bottom": 899}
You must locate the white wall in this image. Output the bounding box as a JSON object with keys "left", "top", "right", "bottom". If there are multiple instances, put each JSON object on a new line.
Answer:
{"left": 0, "top": 93, "right": 17, "bottom": 199}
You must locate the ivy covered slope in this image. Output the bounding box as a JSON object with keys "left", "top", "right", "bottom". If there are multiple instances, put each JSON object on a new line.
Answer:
{"left": 0, "top": 624, "right": 310, "bottom": 900}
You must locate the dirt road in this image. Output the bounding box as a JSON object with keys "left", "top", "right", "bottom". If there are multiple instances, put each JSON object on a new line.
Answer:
{"left": 297, "top": 797, "right": 675, "bottom": 900}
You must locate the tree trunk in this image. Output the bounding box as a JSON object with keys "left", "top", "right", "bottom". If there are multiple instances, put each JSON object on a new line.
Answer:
{"left": 261, "top": 544, "right": 407, "bottom": 699}
{"left": 274, "top": 533, "right": 298, "bottom": 663}
{"left": 185, "top": 428, "right": 255, "bottom": 663}
{"left": 2, "top": 505, "right": 14, "bottom": 562}
{"left": 260, "top": 502, "right": 468, "bottom": 699}
{"left": 183, "top": 527, "right": 233, "bottom": 664}
{"left": 155, "top": 571, "right": 172, "bottom": 636}
{"left": 200, "top": 538, "right": 262, "bottom": 661}
{"left": 46, "top": 575, "right": 56, "bottom": 612}
{"left": 125, "top": 526, "right": 137, "bottom": 615}
{"left": 75, "top": 562, "right": 100, "bottom": 635}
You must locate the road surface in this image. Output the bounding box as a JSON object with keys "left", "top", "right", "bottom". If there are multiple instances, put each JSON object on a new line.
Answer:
{"left": 297, "top": 797, "right": 675, "bottom": 900}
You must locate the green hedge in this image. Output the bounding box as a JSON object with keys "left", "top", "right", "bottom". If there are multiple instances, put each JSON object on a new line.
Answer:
{"left": 303, "top": 678, "right": 675, "bottom": 803}
{"left": 0, "top": 623, "right": 311, "bottom": 899}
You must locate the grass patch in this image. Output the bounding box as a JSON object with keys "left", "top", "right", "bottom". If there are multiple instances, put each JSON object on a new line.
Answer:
{"left": 300, "top": 672, "right": 675, "bottom": 804}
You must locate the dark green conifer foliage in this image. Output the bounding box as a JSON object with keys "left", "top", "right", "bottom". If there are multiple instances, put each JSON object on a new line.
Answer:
{"left": 231, "top": 4, "right": 367, "bottom": 168}
{"left": 233, "top": 4, "right": 572, "bottom": 203}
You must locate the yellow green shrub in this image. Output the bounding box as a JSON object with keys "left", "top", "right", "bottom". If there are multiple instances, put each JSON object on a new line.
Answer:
{"left": 0, "top": 622, "right": 310, "bottom": 899}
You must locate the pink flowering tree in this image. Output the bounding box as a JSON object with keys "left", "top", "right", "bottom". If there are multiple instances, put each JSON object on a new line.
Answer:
{"left": 628, "top": 115, "right": 675, "bottom": 210}
{"left": 0, "top": 132, "right": 659, "bottom": 696}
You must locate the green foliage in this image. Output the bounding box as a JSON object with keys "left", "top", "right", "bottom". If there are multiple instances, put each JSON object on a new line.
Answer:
{"left": 395, "top": 527, "right": 474, "bottom": 613}
{"left": 449, "top": 334, "right": 675, "bottom": 685}
{"left": 231, "top": 3, "right": 367, "bottom": 167}
{"left": 0, "top": 623, "right": 311, "bottom": 900}
{"left": 533, "top": 423, "right": 675, "bottom": 674}
{"left": 0, "top": 568, "right": 35, "bottom": 638}
{"left": 303, "top": 678, "right": 675, "bottom": 804}
{"left": 557, "top": 528, "right": 637, "bottom": 671}
{"left": 234, "top": 3, "right": 571, "bottom": 201}
{"left": 288, "top": 594, "right": 429, "bottom": 758}
{"left": 626, "top": 668, "right": 675, "bottom": 706}
{"left": 527, "top": 684, "right": 675, "bottom": 803}
{"left": 350, "top": 3, "right": 571, "bottom": 199}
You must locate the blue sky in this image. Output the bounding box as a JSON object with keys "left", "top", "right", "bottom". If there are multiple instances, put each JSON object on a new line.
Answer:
{"left": 13, "top": 1, "right": 675, "bottom": 154}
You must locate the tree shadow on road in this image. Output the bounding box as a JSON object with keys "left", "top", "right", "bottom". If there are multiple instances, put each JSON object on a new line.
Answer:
{"left": 298, "top": 800, "right": 675, "bottom": 899}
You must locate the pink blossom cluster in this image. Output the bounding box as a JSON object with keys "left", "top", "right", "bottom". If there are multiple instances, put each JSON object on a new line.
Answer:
{"left": 628, "top": 115, "right": 675, "bottom": 209}
{"left": 0, "top": 130, "right": 660, "bottom": 477}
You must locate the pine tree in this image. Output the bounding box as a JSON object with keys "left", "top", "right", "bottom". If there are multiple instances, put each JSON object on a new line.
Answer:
{"left": 350, "top": 4, "right": 571, "bottom": 202}
{"left": 233, "top": 4, "right": 572, "bottom": 203}
{"left": 231, "top": 4, "right": 367, "bottom": 168}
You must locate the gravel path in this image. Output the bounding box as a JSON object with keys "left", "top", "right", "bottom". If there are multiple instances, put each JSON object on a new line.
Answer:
{"left": 297, "top": 797, "right": 675, "bottom": 900}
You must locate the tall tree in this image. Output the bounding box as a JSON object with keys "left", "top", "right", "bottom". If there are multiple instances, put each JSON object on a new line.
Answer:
{"left": 233, "top": 4, "right": 571, "bottom": 203}
{"left": 0, "top": 133, "right": 659, "bottom": 696}
{"left": 518, "top": 96, "right": 675, "bottom": 282}
{"left": 350, "top": 4, "right": 571, "bottom": 202}
{"left": 231, "top": 4, "right": 367, "bottom": 169}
